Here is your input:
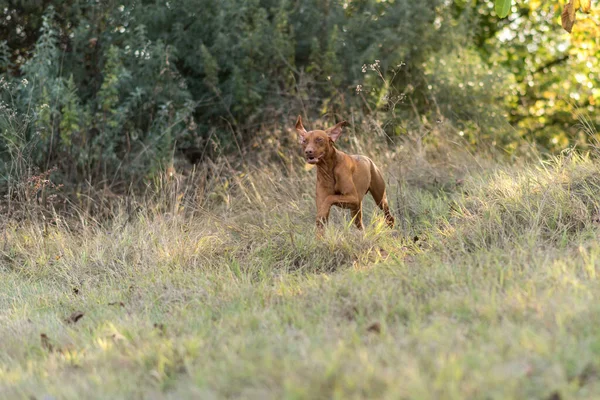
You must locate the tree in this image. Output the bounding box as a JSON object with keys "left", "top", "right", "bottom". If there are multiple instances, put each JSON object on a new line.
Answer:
{"left": 494, "top": 0, "right": 595, "bottom": 33}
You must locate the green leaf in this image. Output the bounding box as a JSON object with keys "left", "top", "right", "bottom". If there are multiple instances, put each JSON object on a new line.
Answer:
{"left": 495, "top": 0, "right": 512, "bottom": 18}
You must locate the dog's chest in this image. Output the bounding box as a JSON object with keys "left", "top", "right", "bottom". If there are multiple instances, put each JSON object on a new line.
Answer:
{"left": 316, "top": 176, "right": 336, "bottom": 193}
{"left": 317, "top": 172, "right": 344, "bottom": 195}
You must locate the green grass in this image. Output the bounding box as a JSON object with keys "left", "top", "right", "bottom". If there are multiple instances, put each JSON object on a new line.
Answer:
{"left": 3, "top": 147, "right": 600, "bottom": 399}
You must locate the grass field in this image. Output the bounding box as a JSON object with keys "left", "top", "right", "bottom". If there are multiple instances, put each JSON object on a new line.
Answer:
{"left": 3, "top": 139, "right": 600, "bottom": 399}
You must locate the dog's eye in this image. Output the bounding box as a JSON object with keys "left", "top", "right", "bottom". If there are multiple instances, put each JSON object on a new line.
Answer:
{"left": 315, "top": 138, "right": 323, "bottom": 143}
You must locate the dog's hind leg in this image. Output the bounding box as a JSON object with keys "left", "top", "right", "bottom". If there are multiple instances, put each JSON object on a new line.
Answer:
{"left": 368, "top": 164, "right": 395, "bottom": 228}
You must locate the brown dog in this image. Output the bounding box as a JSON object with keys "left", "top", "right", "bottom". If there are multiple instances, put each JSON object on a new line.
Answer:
{"left": 296, "top": 115, "right": 395, "bottom": 232}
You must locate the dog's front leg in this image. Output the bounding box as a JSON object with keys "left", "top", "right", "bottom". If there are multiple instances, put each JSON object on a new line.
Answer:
{"left": 315, "top": 190, "right": 331, "bottom": 234}
{"left": 323, "top": 193, "right": 361, "bottom": 229}
{"left": 316, "top": 210, "right": 330, "bottom": 233}
{"left": 325, "top": 192, "right": 360, "bottom": 209}
{"left": 315, "top": 194, "right": 360, "bottom": 233}
{"left": 351, "top": 204, "right": 364, "bottom": 230}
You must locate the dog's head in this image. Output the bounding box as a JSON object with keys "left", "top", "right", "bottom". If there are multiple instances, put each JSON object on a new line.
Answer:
{"left": 295, "top": 115, "right": 348, "bottom": 165}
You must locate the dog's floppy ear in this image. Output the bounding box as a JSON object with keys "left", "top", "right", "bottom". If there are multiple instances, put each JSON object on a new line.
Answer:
{"left": 326, "top": 121, "right": 348, "bottom": 142}
{"left": 295, "top": 115, "right": 307, "bottom": 139}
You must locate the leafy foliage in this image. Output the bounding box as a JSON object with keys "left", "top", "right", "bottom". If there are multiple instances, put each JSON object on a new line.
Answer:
{"left": 0, "top": 0, "right": 598, "bottom": 192}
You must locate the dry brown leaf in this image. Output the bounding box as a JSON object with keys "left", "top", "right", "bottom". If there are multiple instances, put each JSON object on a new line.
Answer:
{"left": 580, "top": 0, "right": 592, "bottom": 12}
{"left": 561, "top": 1, "right": 576, "bottom": 33}
{"left": 367, "top": 322, "right": 381, "bottom": 334}
{"left": 568, "top": 0, "right": 577, "bottom": 20}
{"left": 547, "top": 391, "right": 561, "bottom": 400}
{"left": 65, "top": 311, "right": 85, "bottom": 324}
{"left": 40, "top": 333, "right": 54, "bottom": 352}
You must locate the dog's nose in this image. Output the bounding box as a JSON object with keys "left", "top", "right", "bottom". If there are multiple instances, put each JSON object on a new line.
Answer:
{"left": 305, "top": 149, "right": 314, "bottom": 156}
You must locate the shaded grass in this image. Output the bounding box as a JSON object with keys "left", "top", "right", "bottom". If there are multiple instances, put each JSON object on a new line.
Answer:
{"left": 3, "top": 147, "right": 600, "bottom": 399}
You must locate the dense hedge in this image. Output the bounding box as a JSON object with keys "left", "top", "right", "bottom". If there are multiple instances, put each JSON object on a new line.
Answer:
{"left": 0, "top": 1, "right": 597, "bottom": 189}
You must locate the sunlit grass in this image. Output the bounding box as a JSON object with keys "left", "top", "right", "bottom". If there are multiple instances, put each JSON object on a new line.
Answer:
{"left": 3, "top": 147, "right": 600, "bottom": 399}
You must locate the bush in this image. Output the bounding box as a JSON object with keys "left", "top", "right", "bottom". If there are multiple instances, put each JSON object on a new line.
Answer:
{"left": 0, "top": 0, "right": 491, "bottom": 192}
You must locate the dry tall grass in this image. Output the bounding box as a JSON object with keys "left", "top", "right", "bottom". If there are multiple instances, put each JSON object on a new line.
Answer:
{"left": 3, "top": 125, "right": 600, "bottom": 399}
